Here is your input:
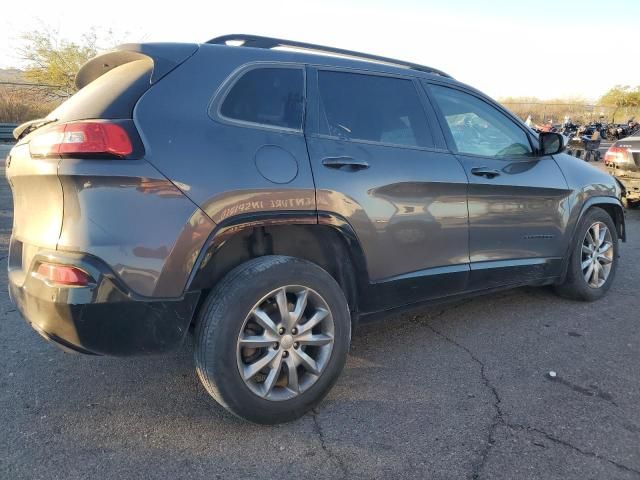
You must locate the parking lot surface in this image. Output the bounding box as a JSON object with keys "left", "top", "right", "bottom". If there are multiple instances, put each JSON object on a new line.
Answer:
{"left": 1, "top": 161, "right": 639, "bottom": 479}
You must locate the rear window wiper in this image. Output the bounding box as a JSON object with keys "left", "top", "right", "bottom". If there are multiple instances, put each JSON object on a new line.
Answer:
{"left": 13, "top": 118, "right": 58, "bottom": 141}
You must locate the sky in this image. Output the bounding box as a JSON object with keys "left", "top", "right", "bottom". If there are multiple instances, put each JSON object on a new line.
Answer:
{"left": 1, "top": 0, "right": 639, "bottom": 101}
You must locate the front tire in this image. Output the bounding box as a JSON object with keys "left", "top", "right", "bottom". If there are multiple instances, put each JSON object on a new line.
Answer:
{"left": 194, "top": 255, "right": 351, "bottom": 424}
{"left": 555, "top": 207, "right": 618, "bottom": 301}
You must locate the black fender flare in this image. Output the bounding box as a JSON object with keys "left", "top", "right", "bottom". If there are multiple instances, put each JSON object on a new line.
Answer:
{"left": 557, "top": 196, "right": 625, "bottom": 283}
{"left": 183, "top": 210, "right": 370, "bottom": 307}
{"left": 577, "top": 196, "right": 626, "bottom": 241}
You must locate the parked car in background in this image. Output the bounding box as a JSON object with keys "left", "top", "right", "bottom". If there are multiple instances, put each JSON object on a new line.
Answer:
{"left": 605, "top": 134, "right": 640, "bottom": 208}
{"left": 6, "top": 35, "right": 626, "bottom": 424}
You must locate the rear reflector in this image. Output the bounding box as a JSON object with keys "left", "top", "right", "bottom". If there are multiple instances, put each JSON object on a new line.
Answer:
{"left": 36, "top": 263, "right": 92, "bottom": 286}
{"left": 29, "top": 121, "right": 133, "bottom": 158}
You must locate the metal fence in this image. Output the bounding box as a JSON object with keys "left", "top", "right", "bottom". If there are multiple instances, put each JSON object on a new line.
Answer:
{"left": 0, "top": 123, "right": 17, "bottom": 142}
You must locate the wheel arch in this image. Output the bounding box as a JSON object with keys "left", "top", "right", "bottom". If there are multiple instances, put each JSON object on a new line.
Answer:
{"left": 557, "top": 196, "right": 625, "bottom": 284}
{"left": 579, "top": 197, "right": 626, "bottom": 242}
{"left": 186, "top": 211, "right": 370, "bottom": 316}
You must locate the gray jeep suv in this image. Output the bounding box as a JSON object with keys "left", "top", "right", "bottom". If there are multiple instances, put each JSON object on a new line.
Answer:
{"left": 6, "top": 35, "right": 625, "bottom": 424}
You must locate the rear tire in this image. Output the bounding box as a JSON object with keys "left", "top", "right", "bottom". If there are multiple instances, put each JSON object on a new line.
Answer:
{"left": 554, "top": 207, "right": 618, "bottom": 301}
{"left": 194, "top": 255, "right": 351, "bottom": 424}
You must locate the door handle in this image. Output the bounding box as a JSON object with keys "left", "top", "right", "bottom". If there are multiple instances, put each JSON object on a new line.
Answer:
{"left": 471, "top": 167, "right": 501, "bottom": 179}
{"left": 321, "top": 156, "right": 369, "bottom": 171}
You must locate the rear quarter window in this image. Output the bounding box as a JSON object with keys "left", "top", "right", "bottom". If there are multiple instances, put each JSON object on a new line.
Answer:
{"left": 216, "top": 67, "right": 304, "bottom": 131}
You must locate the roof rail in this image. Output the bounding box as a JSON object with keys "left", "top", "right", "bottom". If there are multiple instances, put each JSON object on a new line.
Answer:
{"left": 206, "top": 34, "right": 452, "bottom": 78}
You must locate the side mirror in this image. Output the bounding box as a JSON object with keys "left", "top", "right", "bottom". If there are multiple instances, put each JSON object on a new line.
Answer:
{"left": 539, "top": 132, "right": 565, "bottom": 156}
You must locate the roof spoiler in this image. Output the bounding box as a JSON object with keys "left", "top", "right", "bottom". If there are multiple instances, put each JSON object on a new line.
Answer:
{"left": 75, "top": 43, "right": 199, "bottom": 89}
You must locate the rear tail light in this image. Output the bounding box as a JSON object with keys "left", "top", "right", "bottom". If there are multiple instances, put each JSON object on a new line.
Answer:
{"left": 604, "top": 146, "right": 633, "bottom": 166}
{"left": 35, "top": 262, "right": 92, "bottom": 286}
{"left": 29, "top": 121, "right": 133, "bottom": 158}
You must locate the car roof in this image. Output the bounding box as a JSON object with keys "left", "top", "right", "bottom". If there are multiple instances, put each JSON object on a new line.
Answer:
{"left": 207, "top": 34, "right": 452, "bottom": 77}
{"left": 193, "top": 38, "right": 517, "bottom": 123}
{"left": 199, "top": 39, "right": 457, "bottom": 84}
{"left": 197, "top": 41, "right": 507, "bottom": 118}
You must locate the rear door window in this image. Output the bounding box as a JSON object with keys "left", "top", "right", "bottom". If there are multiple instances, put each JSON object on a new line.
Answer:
{"left": 219, "top": 67, "right": 304, "bottom": 130}
{"left": 317, "top": 70, "right": 433, "bottom": 148}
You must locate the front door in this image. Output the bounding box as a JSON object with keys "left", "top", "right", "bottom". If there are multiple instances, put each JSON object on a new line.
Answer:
{"left": 305, "top": 67, "right": 470, "bottom": 312}
{"left": 426, "top": 82, "right": 572, "bottom": 289}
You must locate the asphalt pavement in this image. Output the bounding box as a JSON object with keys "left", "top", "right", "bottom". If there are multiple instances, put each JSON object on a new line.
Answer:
{"left": 1, "top": 157, "right": 640, "bottom": 479}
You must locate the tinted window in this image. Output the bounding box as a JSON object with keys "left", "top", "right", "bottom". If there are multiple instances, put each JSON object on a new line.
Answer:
{"left": 220, "top": 67, "right": 304, "bottom": 130}
{"left": 430, "top": 85, "right": 532, "bottom": 158}
{"left": 317, "top": 71, "right": 433, "bottom": 148}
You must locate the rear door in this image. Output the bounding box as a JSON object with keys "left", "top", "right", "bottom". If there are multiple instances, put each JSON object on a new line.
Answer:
{"left": 305, "top": 67, "right": 470, "bottom": 312}
{"left": 426, "top": 82, "right": 572, "bottom": 289}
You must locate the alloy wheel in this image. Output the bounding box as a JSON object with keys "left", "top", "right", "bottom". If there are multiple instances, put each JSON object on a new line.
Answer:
{"left": 236, "top": 285, "right": 335, "bottom": 401}
{"left": 581, "top": 221, "right": 614, "bottom": 288}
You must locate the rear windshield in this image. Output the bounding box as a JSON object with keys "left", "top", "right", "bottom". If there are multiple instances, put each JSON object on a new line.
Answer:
{"left": 49, "top": 59, "right": 153, "bottom": 121}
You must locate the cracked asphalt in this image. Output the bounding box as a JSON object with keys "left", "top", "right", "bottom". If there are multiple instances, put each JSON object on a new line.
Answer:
{"left": 1, "top": 161, "right": 640, "bottom": 479}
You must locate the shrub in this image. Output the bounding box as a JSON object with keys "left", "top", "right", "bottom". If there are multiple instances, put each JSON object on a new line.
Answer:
{"left": 0, "top": 87, "right": 61, "bottom": 123}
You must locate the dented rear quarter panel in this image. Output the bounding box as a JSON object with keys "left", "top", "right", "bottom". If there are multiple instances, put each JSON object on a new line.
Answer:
{"left": 57, "top": 158, "right": 214, "bottom": 297}
{"left": 5, "top": 143, "right": 63, "bottom": 250}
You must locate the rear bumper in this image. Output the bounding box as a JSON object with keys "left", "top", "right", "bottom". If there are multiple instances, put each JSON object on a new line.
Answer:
{"left": 8, "top": 250, "right": 200, "bottom": 356}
